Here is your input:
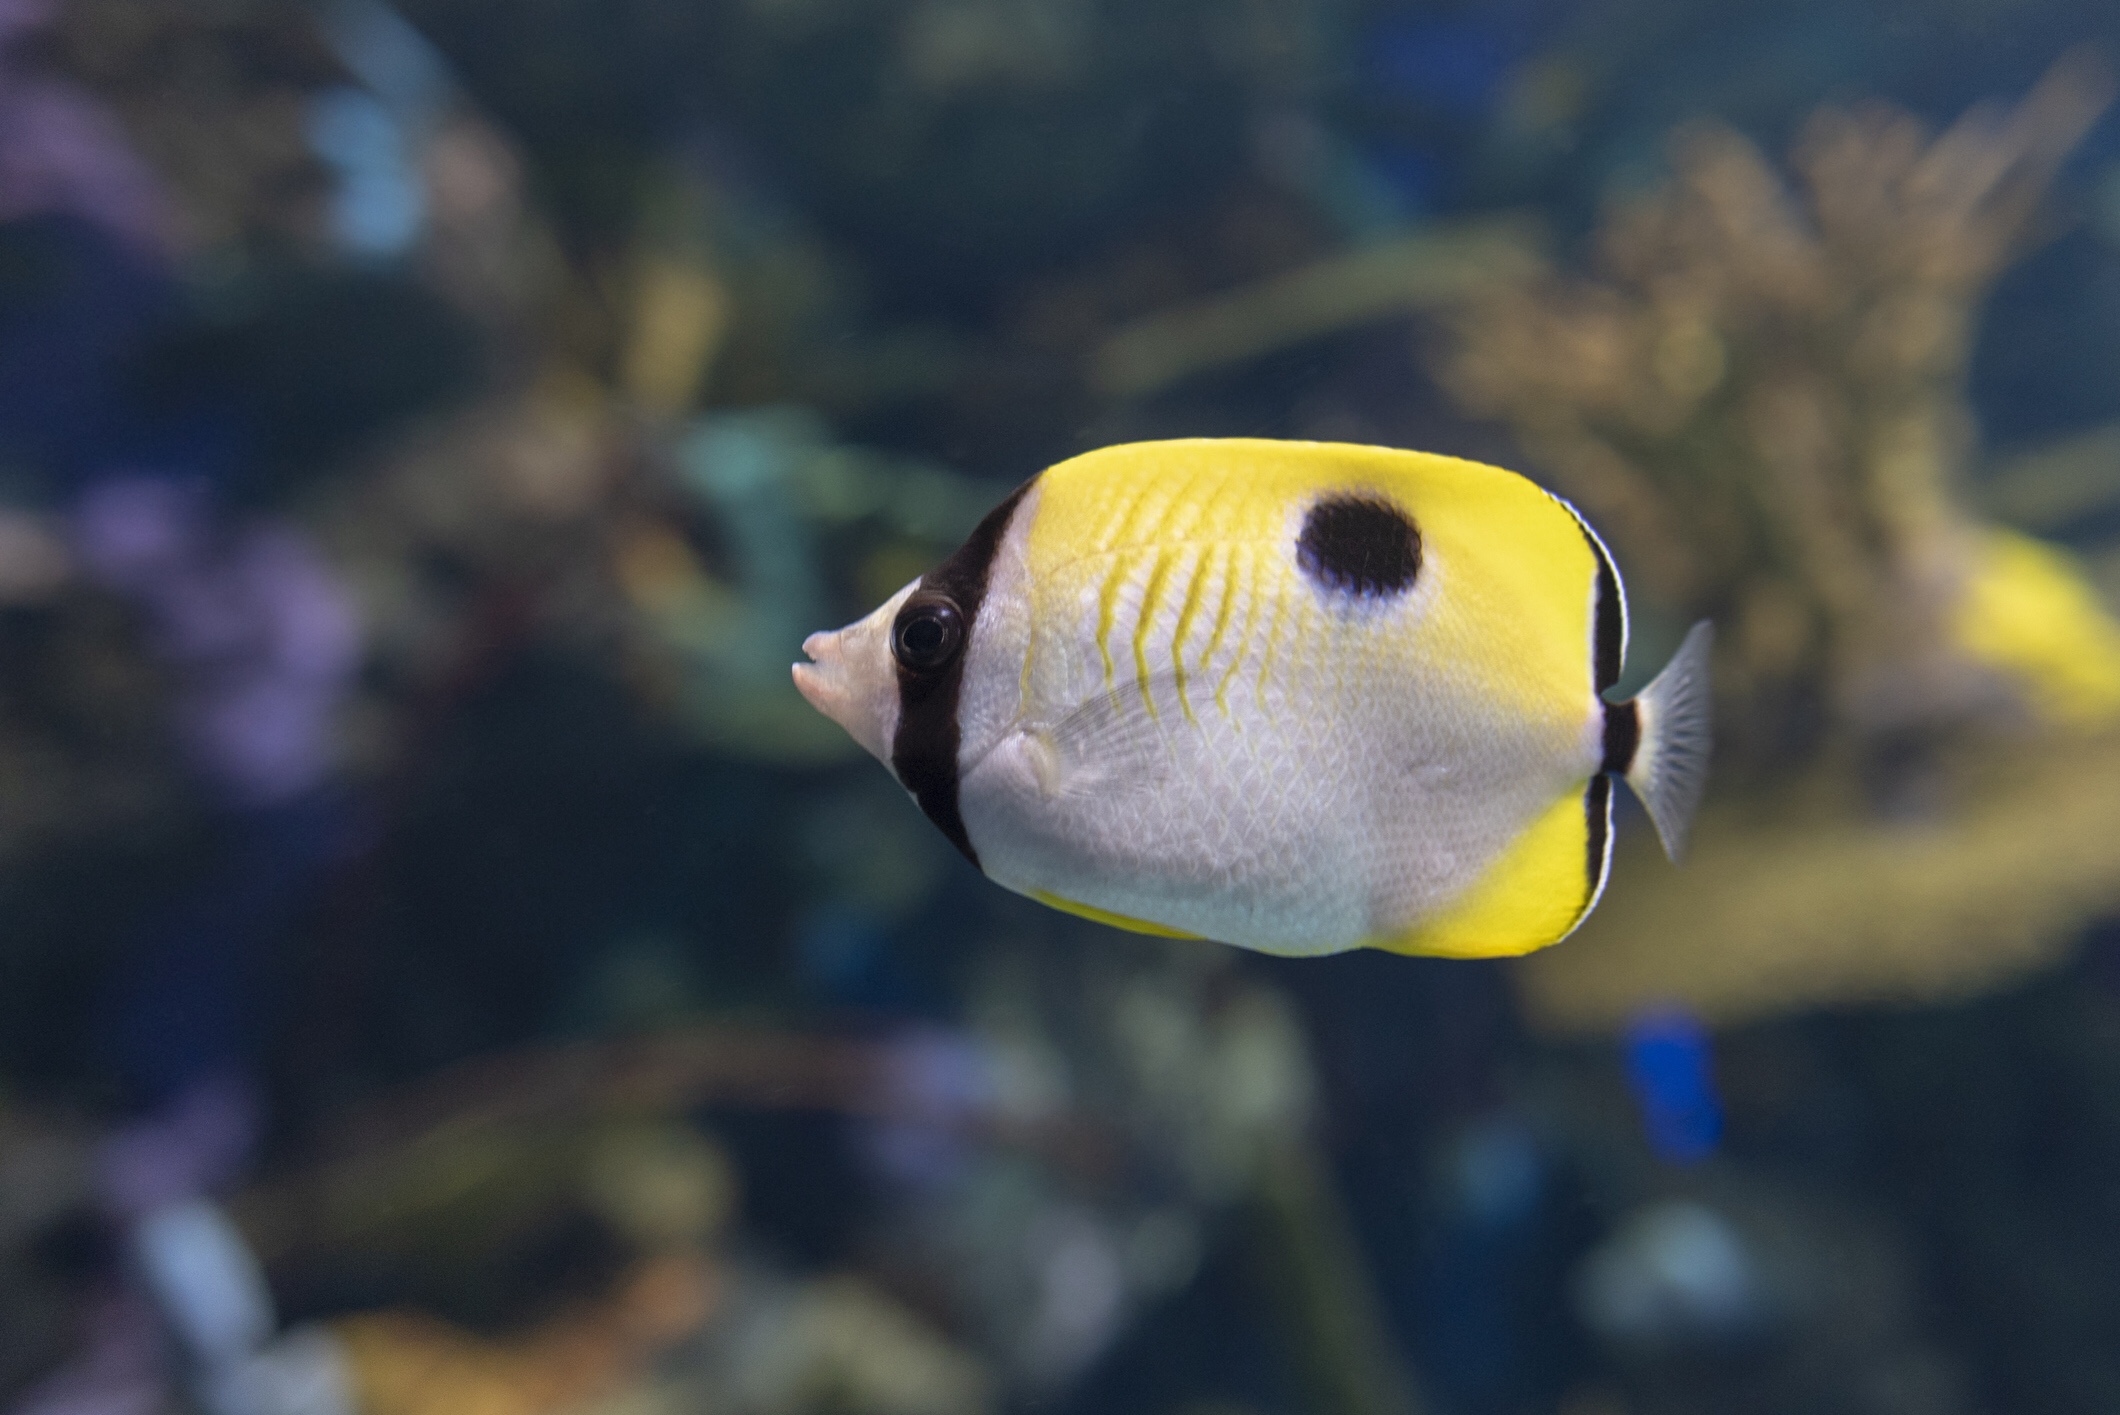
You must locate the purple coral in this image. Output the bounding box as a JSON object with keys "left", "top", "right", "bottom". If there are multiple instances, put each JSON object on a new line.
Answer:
{"left": 0, "top": 1, "right": 172, "bottom": 255}
{"left": 75, "top": 477, "right": 364, "bottom": 807}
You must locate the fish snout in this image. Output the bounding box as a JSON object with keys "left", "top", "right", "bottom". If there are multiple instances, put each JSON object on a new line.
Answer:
{"left": 792, "top": 631, "right": 843, "bottom": 716}
{"left": 792, "top": 622, "right": 898, "bottom": 764}
{"left": 791, "top": 660, "right": 825, "bottom": 712}
{"left": 791, "top": 583, "right": 921, "bottom": 765}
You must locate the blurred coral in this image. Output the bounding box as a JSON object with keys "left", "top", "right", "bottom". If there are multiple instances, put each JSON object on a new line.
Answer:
{"left": 1421, "top": 56, "right": 2120, "bottom": 1029}
{"left": 215, "top": 923, "right": 1412, "bottom": 1412}
{"left": 1089, "top": 218, "right": 1541, "bottom": 400}
{"left": 20, "top": 3, "right": 2120, "bottom": 1411}
{"left": 42, "top": 0, "right": 345, "bottom": 255}
{"left": 76, "top": 477, "right": 363, "bottom": 807}
{"left": 0, "top": 511, "right": 72, "bottom": 604}
{"left": 612, "top": 407, "right": 994, "bottom": 762}
{"left": 0, "top": 0, "right": 171, "bottom": 254}
{"left": 0, "top": 576, "right": 179, "bottom": 866}
{"left": 332, "top": 1254, "right": 715, "bottom": 1415}
{"left": 692, "top": 1271, "right": 993, "bottom": 1415}
{"left": 0, "top": 1099, "right": 95, "bottom": 1400}
{"left": 1517, "top": 726, "right": 2120, "bottom": 1032}
{"left": 1438, "top": 52, "right": 2119, "bottom": 766}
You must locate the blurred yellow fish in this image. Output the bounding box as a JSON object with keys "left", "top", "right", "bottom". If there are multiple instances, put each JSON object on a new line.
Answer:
{"left": 795, "top": 439, "right": 1711, "bottom": 958}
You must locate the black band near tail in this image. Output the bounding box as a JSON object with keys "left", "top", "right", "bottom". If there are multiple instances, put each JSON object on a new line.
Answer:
{"left": 1584, "top": 774, "right": 1614, "bottom": 907}
{"left": 1552, "top": 492, "right": 1626, "bottom": 693}
{"left": 1601, "top": 699, "right": 1641, "bottom": 777}
{"left": 1587, "top": 534, "right": 1624, "bottom": 695}
{"left": 890, "top": 475, "right": 1037, "bottom": 867}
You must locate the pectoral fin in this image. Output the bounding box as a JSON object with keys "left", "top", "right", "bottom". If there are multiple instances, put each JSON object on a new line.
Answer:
{"left": 1031, "top": 678, "right": 1186, "bottom": 801}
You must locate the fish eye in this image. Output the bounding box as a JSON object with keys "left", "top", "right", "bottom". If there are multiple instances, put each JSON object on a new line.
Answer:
{"left": 891, "top": 593, "right": 965, "bottom": 673}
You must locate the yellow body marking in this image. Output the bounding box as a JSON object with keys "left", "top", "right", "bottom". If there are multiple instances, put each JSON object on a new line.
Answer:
{"left": 1200, "top": 543, "right": 1239, "bottom": 688}
{"left": 1370, "top": 787, "right": 1596, "bottom": 958}
{"left": 1216, "top": 544, "right": 1260, "bottom": 717}
{"left": 1022, "top": 434, "right": 1601, "bottom": 764}
{"left": 1030, "top": 889, "right": 1201, "bottom": 938}
{"left": 1133, "top": 547, "right": 1175, "bottom": 718}
{"left": 1091, "top": 480, "right": 1158, "bottom": 686}
{"left": 1401, "top": 462, "right": 1600, "bottom": 718}
{"left": 1094, "top": 555, "right": 1124, "bottom": 687}
{"left": 1169, "top": 547, "right": 1213, "bottom": 722}
{"left": 1256, "top": 577, "right": 1288, "bottom": 701}
{"left": 1107, "top": 477, "right": 1154, "bottom": 549}
{"left": 985, "top": 439, "right": 1621, "bottom": 957}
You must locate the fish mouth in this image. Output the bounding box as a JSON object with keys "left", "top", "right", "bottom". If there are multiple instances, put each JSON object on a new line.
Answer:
{"left": 793, "top": 626, "right": 893, "bottom": 762}
{"left": 791, "top": 632, "right": 836, "bottom": 717}
{"left": 790, "top": 587, "right": 916, "bottom": 764}
{"left": 791, "top": 661, "right": 824, "bottom": 712}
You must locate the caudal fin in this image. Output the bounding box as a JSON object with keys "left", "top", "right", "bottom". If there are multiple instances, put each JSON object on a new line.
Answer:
{"left": 1624, "top": 620, "right": 1714, "bottom": 861}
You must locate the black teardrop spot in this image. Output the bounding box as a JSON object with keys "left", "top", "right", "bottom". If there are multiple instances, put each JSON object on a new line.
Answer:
{"left": 1297, "top": 494, "right": 1421, "bottom": 598}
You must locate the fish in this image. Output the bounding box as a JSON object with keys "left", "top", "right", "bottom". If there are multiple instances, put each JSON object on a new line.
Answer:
{"left": 794, "top": 438, "right": 1711, "bottom": 958}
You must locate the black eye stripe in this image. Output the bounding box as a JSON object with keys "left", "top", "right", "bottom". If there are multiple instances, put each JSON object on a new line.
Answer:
{"left": 1296, "top": 494, "right": 1421, "bottom": 599}
{"left": 889, "top": 475, "right": 1037, "bottom": 867}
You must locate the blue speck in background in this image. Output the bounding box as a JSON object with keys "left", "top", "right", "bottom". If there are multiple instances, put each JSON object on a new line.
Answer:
{"left": 1624, "top": 1008, "right": 1723, "bottom": 1164}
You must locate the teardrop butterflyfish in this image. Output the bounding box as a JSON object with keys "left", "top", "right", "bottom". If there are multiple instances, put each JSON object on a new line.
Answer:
{"left": 794, "top": 438, "right": 1711, "bottom": 958}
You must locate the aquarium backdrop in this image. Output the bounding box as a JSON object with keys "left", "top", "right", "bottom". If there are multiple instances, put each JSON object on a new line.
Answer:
{"left": 5, "top": 2, "right": 2120, "bottom": 1413}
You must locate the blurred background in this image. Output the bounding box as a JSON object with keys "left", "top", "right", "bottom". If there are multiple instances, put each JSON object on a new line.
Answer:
{"left": 5, "top": 1, "right": 2120, "bottom": 1413}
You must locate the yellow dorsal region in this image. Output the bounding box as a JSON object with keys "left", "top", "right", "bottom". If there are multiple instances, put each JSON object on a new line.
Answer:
{"left": 1023, "top": 439, "right": 1602, "bottom": 720}
{"left": 1031, "top": 889, "right": 1202, "bottom": 939}
{"left": 1369, "top": 787, "right": 1597, "bottom": 958}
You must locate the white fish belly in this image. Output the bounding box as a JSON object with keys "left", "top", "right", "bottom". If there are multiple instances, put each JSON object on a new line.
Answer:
{"left": 962, "top": 598, "right": 1597, "bottom": 955}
